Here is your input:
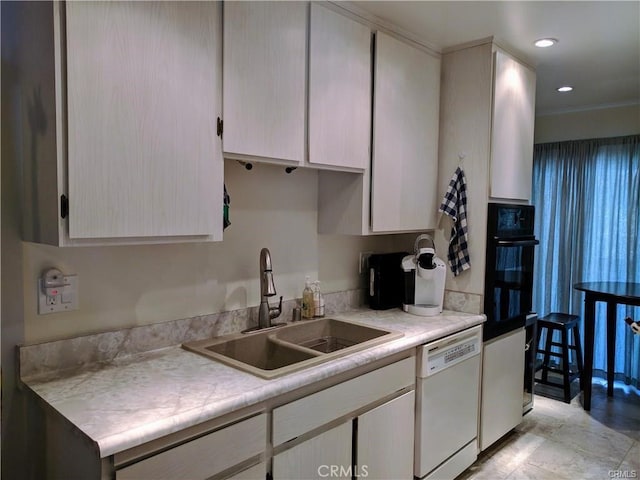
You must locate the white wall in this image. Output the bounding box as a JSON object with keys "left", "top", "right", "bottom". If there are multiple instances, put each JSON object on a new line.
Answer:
{"left": 22, "top": 160, "right": 416, "bottom": 343}
{"left": 534, "top": 104, "right": 640, "bottom": 143}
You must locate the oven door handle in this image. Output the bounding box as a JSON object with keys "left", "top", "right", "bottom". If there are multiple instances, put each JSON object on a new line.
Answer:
{"left": 494, "top": 239, "right": 539, "bottom": 247}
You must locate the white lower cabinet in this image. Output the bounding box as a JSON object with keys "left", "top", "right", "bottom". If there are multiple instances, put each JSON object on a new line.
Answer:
{"left": 480, "top": 328, "right": 525, "bottom": 451}
{"left": 42, "top": 358, "right": 416, "bottom": 480}
{"left": 357, "top": 390, "right": 415, "bottom": 480}
{"left": 273, "top": 421, "right": 352, "bottom": 480}
{"left": 272, "top": 357, "right": 415, "bottom": 480}
{"left": 273, "top": 391, "right": 415, "bottom": 480}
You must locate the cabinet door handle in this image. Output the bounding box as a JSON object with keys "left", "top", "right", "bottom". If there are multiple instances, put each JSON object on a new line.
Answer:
{"left": 495, "top": 239, "right": 539, "bottom": 247}
{"left": 217, "top": 117, "right": 223, "bottom": 137}
{"left": 60, "top": 194, "right": 69, "bottom": 219}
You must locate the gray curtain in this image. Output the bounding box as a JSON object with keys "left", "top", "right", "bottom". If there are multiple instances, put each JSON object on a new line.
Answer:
{"left": 532, "top": 135, "right": 640, "bottom": 385}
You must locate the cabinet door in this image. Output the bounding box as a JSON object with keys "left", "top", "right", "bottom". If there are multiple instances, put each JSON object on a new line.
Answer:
{"left": 357, "top": 391, "right": 415, "bottom": 480}
{"left": 309, "top": 4, "right": 371, "bottom": 170}
{"left": 371, "top": 32, "right": 440, "bottom": 232}
{"left": 223, "top": 1, "right": 306, "bottom": 164}
{"left": 65, "top": 1, "right": 222, "bottom": 239}
{"left": 272, "top": 421, "right": 352, "bottom": 480}
{"left": 490, "top": 50, "right": 536, "bottom": 200}
{"left": 480, "top": 328, "right": 525, "bottom": 450}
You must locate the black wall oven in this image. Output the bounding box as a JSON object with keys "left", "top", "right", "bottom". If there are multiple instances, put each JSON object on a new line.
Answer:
{"left": 484, "top": 203, "right": 539, "bottom": 341}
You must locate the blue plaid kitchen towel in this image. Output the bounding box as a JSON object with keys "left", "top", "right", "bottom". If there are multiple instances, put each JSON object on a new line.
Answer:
{"left": 439, "top": 167, "right": 470, "bottom": 276}
{"left": 223, "top": 184, "right": 231, "bottom": 230}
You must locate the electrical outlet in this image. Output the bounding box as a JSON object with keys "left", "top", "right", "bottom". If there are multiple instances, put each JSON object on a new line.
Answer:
{"left": 38, "top": 274, "right": 79, "bottom": 314}
{"left": 359, "top": 251, "right": 373, "bottom": 274}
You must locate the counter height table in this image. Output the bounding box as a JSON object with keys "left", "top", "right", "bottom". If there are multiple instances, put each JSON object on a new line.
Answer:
{"left": 574, "top": 282, "right": 640, "bottom": 410}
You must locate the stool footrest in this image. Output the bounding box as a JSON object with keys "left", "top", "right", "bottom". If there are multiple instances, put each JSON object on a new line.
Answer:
{"left": 536, "top": 350, "right": 566, "bottom": 359}
{"left": 536, "top": 366, "right": 581, "bottom": 378}
{"left": 538, "top": 365, "right": 564, "bottom": 374}
{"left": 536, "top": 378, "right": 579, "bottom": 389}
{"left": 536, "top": 312, "right": 584, "bottom": 403}
{"left": 546, "top": 342, "right": 579, "bottom": 350}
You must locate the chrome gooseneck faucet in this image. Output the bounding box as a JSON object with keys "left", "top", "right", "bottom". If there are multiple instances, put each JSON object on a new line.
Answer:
{"left": 258, "top": 248, "right": 282, "bottom": 329}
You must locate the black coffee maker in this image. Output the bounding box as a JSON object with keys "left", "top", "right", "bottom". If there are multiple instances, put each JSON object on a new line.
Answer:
{"left": 368, "top": 252, "right": 410, "bottom": 310}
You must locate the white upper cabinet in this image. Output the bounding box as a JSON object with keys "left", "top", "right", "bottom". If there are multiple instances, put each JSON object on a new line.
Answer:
{"left": 308, "top": 3, "right": 371, "bottom": 170}
{"left": 222, "top": 1, "right": 307, "bottom": 165}
{"left": 20, "top": 1, "right": 223, "bottom": 245}
{"left": 65, "top": 1, "right": 222, "bottom": 240}
{"left": 371, "top": 32, "right": 441, "bottom": 232}
{"left": 318, "top": 30, "right": 441, "bottom": 235}
{"left": 490, "top": 50, "right": 537, "bottom": 201}
{"left": 435, "top": 40, "right": 536, "bottom": 299}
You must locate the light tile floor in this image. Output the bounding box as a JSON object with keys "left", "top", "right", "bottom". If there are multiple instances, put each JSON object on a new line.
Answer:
{"left": 460, "top": 380, "right": 640, "bottom": 480}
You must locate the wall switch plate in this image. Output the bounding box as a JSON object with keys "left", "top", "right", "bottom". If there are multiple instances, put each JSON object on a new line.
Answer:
{"left": 38, "top": 275, "right": 79, "bottom": 314}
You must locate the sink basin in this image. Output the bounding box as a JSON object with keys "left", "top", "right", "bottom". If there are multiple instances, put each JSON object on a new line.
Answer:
{"left": 183, "top": 331, "right": 320, "bottom": 378}
{"left": 273, "top": 318, "right": 399, "bottom": 353}
{"left": 182, "top": 318, "right": 402, "bottom": 379}
{"left": 206, "top": 334, "right": 319, "bottom": 371}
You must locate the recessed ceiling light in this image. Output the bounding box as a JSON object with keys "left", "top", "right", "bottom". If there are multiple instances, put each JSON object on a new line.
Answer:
{"left": 557, "top": 86, "right": 574, "bottom": 92}
{"left": 534, "top": 38, "right": 558, "bottom": 48}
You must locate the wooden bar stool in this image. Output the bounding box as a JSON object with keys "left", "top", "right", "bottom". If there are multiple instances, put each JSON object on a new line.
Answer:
{"left": 535, "top": 313, "right": 584, "bottom": 403}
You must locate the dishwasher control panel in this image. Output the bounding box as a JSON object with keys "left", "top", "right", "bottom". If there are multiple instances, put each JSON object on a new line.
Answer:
{"left": 418, "top": 325, "right": 482, "bottom": 377}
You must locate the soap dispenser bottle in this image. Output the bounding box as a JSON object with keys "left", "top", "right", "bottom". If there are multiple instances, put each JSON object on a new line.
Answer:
{"left": 313, "top": 281, "right": 325, "bottom": 318}
{"left": 302, "top": 277, "right": 315, "bottom": 319}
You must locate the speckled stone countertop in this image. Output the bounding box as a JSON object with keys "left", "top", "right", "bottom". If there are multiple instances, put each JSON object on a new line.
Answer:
{"left": 21, "top": 309, "right": 484, "bottom": 458}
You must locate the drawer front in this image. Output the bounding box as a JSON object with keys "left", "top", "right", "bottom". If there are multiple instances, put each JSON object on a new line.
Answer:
{"left": 116, "top": 414, "right": 266, "bottom": 480}
{"left": 272, "top": 357, "right": 414, "bottom": 446}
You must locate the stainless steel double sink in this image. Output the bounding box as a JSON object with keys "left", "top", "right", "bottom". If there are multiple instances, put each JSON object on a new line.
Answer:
{"left": 182, "top": 318, "right": 402, "bottom": 379}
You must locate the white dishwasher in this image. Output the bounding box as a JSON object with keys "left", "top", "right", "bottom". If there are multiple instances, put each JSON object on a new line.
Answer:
{"left": 414, "top": 325, "right": 482, "bottom": 480}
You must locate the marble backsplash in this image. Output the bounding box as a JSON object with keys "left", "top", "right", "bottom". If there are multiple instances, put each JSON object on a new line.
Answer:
{"left": 443, "top": 289, "right": 483, "bottom": 315}
{"left": 19, "top": 288, "right": 482, "bottom": 380}
{"left": 19, "top": 288, "right": 365, "bottom": 379}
